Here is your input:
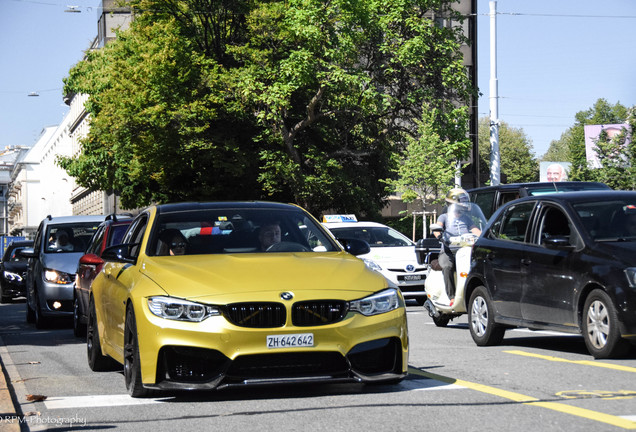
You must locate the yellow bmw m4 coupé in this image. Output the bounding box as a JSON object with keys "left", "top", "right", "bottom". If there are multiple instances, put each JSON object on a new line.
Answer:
{"left": 87, "top": 202, "right": 409, "bottom": 397}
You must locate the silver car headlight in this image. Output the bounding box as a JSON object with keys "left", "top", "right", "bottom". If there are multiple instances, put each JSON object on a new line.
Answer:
{"left": 147, "top": 296, "right": 220, "bottom": 322}
{"left": 43, "top": 269, "right": 73, "bottom": 284}
{"left": 349, "top": 288, "right": 402, "bottom": 316}
{"left": 362, "top": 258, "right": 383, "bottom": 272}
{"left": 624, "top": 268, "right": 636, "bottom": 288}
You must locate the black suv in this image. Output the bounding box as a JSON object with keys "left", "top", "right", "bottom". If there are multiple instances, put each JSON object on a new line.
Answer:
{"left": 468, "top": 181, "right": 611, "bottom": 220}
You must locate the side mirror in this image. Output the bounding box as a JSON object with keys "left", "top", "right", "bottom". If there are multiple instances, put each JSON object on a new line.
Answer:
{"left": 101, "top": 244, "right": 137, "bottom": 264}
{"left": 79, "top": 253, "right": 104, "bottom": 266}
{"left": 336, "top": 238, "right": 371, "bottom": 256}
{"left": 18, "top": 247, "right": 37, "bottom": 258}
{"left": 543, "top": 236, "right": 574, "bottom": 250}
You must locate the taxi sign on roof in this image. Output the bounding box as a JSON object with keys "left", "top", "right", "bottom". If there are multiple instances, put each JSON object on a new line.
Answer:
{"left": 323, "top": 214, "right": 358, "bottom": 223}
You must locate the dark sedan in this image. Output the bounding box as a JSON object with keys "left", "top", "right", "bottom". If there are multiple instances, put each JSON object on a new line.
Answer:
{"left": 465, "top": 190, "right": 636, "bottom": 358}
{"left": 1, "top": 240, "right": 34, "bottom": 302}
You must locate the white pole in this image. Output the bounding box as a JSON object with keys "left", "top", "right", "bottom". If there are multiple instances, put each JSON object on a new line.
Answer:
{"left": 489, "top": 1, "right": 501, "bottom": 185}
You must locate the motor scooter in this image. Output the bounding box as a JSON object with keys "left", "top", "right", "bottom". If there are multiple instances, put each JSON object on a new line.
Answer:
{"left": 415, "top": 203, "right": 487, "bottom": 327}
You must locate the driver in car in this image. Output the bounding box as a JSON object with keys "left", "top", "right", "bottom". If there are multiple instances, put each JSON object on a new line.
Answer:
{"left": 258, "top": 221, "right": 282, "bottom": 251}
{"left": 433, "top": 188, "right": 481, "bottom": 305}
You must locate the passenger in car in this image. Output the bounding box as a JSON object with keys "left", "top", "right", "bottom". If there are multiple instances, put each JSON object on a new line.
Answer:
{"left": 157, "top": 229, "right": 188, "bottom": 256}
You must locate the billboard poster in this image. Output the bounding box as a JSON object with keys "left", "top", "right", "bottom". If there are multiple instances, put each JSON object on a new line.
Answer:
{"left": 540, "top": 162, "right": 571, "bottom": 182}
{"left": 584, "top": 124, "right": 631, "bottom": 168}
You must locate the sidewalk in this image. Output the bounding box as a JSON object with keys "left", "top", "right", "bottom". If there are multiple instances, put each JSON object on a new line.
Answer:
{"left": 0, "top": 340, "right": 21, "bottom": 432}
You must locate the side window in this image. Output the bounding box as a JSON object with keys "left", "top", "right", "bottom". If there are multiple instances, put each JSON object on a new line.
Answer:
{"left": 127, "top": 216, "right": 148, "bottom": 258}
{"left": 86, "top": 226, "right": 105, "bottom": 255}
{"left": 538, "top": 206, "right": 572, "bottom": 244}
{"left": 472, "top": 191, "right": 495, "bottom": 219}
{"left": 33, "top": 222, "right": 44, "bottom": 252}
{"left": 491, "top": 202, "right": 535, "bottom": 242}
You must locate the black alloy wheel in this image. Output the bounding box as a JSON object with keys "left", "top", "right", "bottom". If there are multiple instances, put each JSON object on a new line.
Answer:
{"left": 87, "top": 298, "right": 117, "bottom": 371}
{"left": 124, "top": 305, "right": 152, "bottom": 398}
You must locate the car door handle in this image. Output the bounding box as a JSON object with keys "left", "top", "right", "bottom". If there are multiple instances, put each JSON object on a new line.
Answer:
{"left": 521, "top": 258, "right": 531, "bottom": 265}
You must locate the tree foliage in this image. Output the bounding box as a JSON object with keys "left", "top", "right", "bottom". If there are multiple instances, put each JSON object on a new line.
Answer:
{"left": 387, "top": 104, "right": 471, "bottom": 208}
{"left": 477, "top": 117, "right": 538, "bottom": 184}
{"left": 61, "top": 0, "right": 475, "bottom": 214}
{"left": 545, "top": 99, "right": 633, "bottom": 189}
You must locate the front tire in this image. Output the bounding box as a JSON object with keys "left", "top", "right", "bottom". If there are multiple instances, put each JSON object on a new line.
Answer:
{"left": 87, "top": 298, "right": 117, "bottom": 371}
{"left": 73, "top": 295, "right": 86, "bottom": 337}
{"left": 124, "top": 305, "right": 153, "bottom": 398}
{"left": 582, "top": 290, "right": 629, "bottom": 359}
{"left": 468, "top": 286, "right": 505, "bottom": 346}
{"left": 432, "top": 314, "right": 451, "bottom": 327}
{"left": 34, "top": 293, "right": 49, "bottom": 329}
{"left": 26, "top": 298, "right": 35, "bottom": 323}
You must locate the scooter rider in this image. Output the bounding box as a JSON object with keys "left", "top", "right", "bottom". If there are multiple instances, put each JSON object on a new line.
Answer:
{"left": 433, "top": 188, "right": 481, "bottom": 305}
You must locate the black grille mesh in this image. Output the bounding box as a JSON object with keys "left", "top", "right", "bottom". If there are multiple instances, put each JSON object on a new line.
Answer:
{"left": 224, "top": 300, "right": 349, "bottom": 328}
{"left": 292, "top": 300, "right": 348, "bottom": 326}
{"left": 225, "top": 302, "right": 286, "bottom": 328}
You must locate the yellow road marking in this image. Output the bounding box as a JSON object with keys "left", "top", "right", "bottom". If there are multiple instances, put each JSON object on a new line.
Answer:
{"left": 504, "top": 350, "right": 636, "bottom": 373}
{"left": 409, "top": 367, "right": 636, "bottom": 429}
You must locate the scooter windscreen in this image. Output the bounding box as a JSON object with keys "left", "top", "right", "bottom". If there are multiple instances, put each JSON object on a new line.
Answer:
{"left": 440, "top": 203, "right": 488, "bottom": 248}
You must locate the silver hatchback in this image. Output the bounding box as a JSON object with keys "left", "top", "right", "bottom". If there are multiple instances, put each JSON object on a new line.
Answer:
{"left": 21, "top": 215, "right": 105, "bottom": 328}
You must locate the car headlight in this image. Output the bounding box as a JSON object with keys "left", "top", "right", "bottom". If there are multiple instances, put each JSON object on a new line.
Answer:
{"left": 147, "top": 296, "right": 220, "bottom": 322}
{"left": 625, "top": 268, "right": 636, "bottom": 288}
{"left": 349, "top": 288, "right": 402, "bottom": 316}
{"left": 3, "top": 271, "right": 22, "bottom": 282}
{"left": 362, "top": 258, "right": 383, "bottom": 272}
{"left": 43, "top": 269, "right": 73, "bottom": 284}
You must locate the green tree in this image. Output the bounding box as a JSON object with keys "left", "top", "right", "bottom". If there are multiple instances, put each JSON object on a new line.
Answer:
{"left": 541, "top": 134, "right": 570, "bottom": 162}
{"left": 388, "top": 104, "right": 471, "bottom": 207}
{"left": 61, "top": 0, "right": 475, "bottom": 214}
{"left": 477, "top": 117, "right": 538, "bottom": 184}
{"left": 563, "top": 98, "right": 629, "bottom": 182}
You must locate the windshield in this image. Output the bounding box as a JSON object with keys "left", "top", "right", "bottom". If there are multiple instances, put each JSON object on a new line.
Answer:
{"left": 574, "top": 200, "right": 636, "bottom": 242}
{"left": 46, "top": 223, "right": 101, "bottom": 253}
{"left": 150, "top": 207, "right": 339, "bottom": 256}
{"left": 328, "top": 226, "right": 413, "bottom": 248}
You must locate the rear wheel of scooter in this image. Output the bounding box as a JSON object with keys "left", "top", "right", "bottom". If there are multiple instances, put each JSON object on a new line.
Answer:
{"left": 468, "top": 286, "right": 504, "bottom": 346}
{"left": 432, "top": 314, "right": 451, "bottom": 327}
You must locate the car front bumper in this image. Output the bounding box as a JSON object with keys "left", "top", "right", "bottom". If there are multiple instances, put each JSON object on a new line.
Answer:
{"left": 134, "top": 301, "right": 409, "bottom": 390}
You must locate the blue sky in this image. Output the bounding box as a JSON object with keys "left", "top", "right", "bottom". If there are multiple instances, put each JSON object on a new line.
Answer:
{"left": 0, "top": 0, "right": 100, "bottom": 148}
{"left": 477, "top": 0, "right": 636, "bottom": 156}
{"left": 1, "top": 0, "right": 635, "bottom": 158}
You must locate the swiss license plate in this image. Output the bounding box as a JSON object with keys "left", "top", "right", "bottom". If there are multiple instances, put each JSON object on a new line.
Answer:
{"left": 403, "top": 274, "right": 423, "bottom": 281}
{"left": 267, "top": 333, "right": 314, "bottom": 349}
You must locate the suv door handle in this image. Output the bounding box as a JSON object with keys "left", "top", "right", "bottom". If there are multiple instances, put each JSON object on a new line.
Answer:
{"left": 521, "top": 258, "right": 531, "bottom": 265}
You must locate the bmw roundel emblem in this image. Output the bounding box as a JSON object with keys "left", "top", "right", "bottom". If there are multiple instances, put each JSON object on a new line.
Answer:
{"left": 406, "top": 264, "right": 415, "bottom": 272}
{"left": 280, "top": 292, "right": 294, "bottom": 301}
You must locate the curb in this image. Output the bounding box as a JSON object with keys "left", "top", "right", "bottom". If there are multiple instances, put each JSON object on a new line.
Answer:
{"left": 0, "top": 354, "right": 21, "bottom": 432}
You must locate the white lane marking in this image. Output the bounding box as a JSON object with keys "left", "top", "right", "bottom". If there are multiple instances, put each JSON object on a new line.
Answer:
{"left": 44, "top": 379, "right": 465, "bottom": 409}
{"left": 402, "top": 378, "right": 466, "bottom": 392}
{"left": 44, "top": 394, "right": 171, "bottom": 409}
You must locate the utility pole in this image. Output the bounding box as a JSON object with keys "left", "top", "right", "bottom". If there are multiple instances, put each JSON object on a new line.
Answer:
{"left": 489, "top": 1, "right": 501, "bottom": 185}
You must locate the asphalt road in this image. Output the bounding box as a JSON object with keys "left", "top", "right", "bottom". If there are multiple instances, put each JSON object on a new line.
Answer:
{"left": 1, "top": 299, "right": 635, "bottom": 431}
